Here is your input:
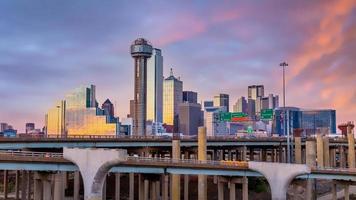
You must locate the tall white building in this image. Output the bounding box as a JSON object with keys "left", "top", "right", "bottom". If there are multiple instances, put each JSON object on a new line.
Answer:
{"left": 163, "top": 69, "right": 183, "bottom": 126}
{"left": 233, "top": 96, "right": 248, "bottom": 113}
{"left": 146, "top": 48, "right": 163, "bottom": 124}
{"left": 248, "top": 85, "right": 264, "bottom": 100}
{"left": 204, "top": 107, "right": 228, "bottom": 136}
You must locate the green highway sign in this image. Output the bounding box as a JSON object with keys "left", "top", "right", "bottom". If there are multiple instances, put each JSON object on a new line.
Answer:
{"left": 219, "top": 112, "right": 249, "bottom": 122}
{"left": 220, "top": 112, "right": 231, "bottom": 122}
{"left": 261, "top": 109, "right": 273, "bottom": 120}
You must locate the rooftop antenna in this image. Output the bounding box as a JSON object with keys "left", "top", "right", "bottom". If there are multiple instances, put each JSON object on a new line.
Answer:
{"left": 170, "top": 68, "right": 173, "bottom": 76}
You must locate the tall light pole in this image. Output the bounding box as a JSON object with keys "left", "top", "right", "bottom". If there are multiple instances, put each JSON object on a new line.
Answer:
{"left": 280, "top": 61, "right": 290, "bottom": 163}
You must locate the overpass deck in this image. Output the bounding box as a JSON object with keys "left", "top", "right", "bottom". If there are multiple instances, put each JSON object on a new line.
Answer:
{"left": 0, "top": 136, "right": 350, "bottom": 149}
{"left": 0, "top": 151, "right": 355, "bottom": 181}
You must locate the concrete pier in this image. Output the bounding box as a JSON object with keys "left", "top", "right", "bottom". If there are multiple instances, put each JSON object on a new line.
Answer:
{"left": 171, "top": 136, "right": 181, "bottom": 200}
{"left": 162, "top": 174, "right": 169, "bottom": 200}
{"left": 347, "top": 124, "right": 355, "bottom": 168}
{"left": 54, "top": 172, "right": 65, "bottom": 200}
{"left": 305, "top": 140, "right": 316, "bottom": 200}
{"left": 129, "top": 173, "right": 134, "bottom": 200}
{"left": 63, "top": 148, "right": 127, "bottom": 200}
{"left": 3, "top": 170, "right": 8, "bottom": 199}
{"left": 115, "top": 173, "right": 120, "bottom": 200}
{"left": 249, "top": 162, "right": 310, "bottom": 200}
{"left": 316, "top": 134, "right": 324, "bottom": 167}
{"left": 74, "top": 171, "right": 80, "bottom": 200}
{"left": 198, "top": 126, "right": 207, "bottom": 200}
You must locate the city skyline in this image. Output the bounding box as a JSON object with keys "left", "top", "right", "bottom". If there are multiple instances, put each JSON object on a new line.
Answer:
{"left": 0, "top": 1, "right": 355, "bottom": 131}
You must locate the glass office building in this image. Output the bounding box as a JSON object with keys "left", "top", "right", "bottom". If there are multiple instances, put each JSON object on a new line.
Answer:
{"left": 274, "top": 107, "right": 336, "bottom": 136}
{"left": 146, "top": 48, "right": 163, "bottom": 123}
{"left": 46, "top": 85, "right": 119, "bottom": 136}
{"left": 301, "top": 109, "right": 336, "bottom": 135}
{"left": 163, "top": 69, "right": 183, "bottom": 125}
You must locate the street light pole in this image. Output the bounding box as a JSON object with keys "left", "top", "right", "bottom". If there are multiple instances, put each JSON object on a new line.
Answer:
{"left": 280, "top": 61, "right": 290, "bottom": 163}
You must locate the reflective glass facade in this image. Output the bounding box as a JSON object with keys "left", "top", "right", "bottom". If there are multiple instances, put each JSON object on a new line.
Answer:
{"left": 46, "top": 100, "right": 66, "bottom": 136}
{"left": 46, "top": 85, "right": 118, "bottom": 136}
{"left": 146, "top": 48, "right": 163, "bottom": 123}
{"left": 163, "top": 73, "right": 182, "bottom": 125}
{"left": 274, "top": 108, "right": 336, "bottom": 136}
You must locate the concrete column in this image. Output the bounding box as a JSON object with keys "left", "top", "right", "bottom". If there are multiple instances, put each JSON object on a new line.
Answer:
{"left": 54, "top": 172, "right": 64, "bottom": 200}
{"left": 21, "top": 171, "right": 29, "bottom": 200}
{"left": 305, "top": 140, "right": 316, "bottom": 200}
{"left": 3, "top": 170, "right": 8, "bottom": 199}
{"left": 249, "top": 148, "right": 254, "bottom": 161}
{"left": 155, "top": 180, "right": 160, "bottom": 200}
{"left": 198, "top": 126, "right": 207, "bottom": 200}
{"left": 306, "top": 141, "right": 316, "bottom": 167}
{"left": 27, "top": 171, "right": 31, "bottom": 200}
{"left": 15, "top": 170, "right": 20, "bottom": 200}
{"left": 43, "top": 177, "right": 52, "bottom": 200}
{"left": 63, "top": 148, "right": 128, "bottom": 200}
{"left": 345, "top": 184, "right": 350, "bottom": 200}
{"left": 242, "top": 177, "right": 248, "bottom": 200}
{"left": 340, "top": 146, "right": 346, "bottom": 168}
{"left": 171, "top": 138, "right": 181, "bottom": 200}
{"left": 294, "top": 137, "right": 302, "bottom": 164}
{"left": 34, "top": 178, "right": 43, "bottom": 200}
{"left": 162, "top": 175, "right": 169, "bottom": 200}
{"left": 74, "top": 171, "right": 80, "bottom": 200}
{"left": 144, "top": 179, "right": 149, "bottom": 200}
{"left": 242, "top": 146, "right": 247, "bottom": 161}
{"left": 229, "top": 182, "right": 235, "bottom": 200}
{"left": 184, "top": 175, "right": 189, "bottom": 200}
{"left": 150, "top": 181, "right": 157, "bottom": 200}
{"left": 323, "top": 137, "right": 330, "bottom": 167}
{"left": 218, "top": 180, "right": 224, "bottom": 200}
{"left": 249, "top": 162, "right": 310, "bottom": 200}
{"left": 331, "top": 182, "right": 337, "bottom": 200}
{"left": 138, "top": 174, "right": 144, "bottom": 200}
{"left": 316, "top": 134, "right": 324, "bottom": 167}
{"left": 347, "top": 125, "right": 355, "bottom": 168}
{"left": 129, "top": 173, "right": 134, "bottom": 200}
{"left": 115, "top": 173, "right": 120, "bottom": 200}
{"left": 330, "top": 148, "right": 336, "bottom": 167}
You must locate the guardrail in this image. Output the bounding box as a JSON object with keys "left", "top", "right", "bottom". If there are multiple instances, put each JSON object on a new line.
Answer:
{"left": 0, "top": 150, "right": 63, "bottom": 158}
{"left": 127, "top": 156, "right": 249, "bottom": 167}
{"left": 8, "top": 133, "right": 286, "bottom": 141}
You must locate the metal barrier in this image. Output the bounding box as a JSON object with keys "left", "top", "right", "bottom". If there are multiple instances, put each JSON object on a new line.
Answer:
{"left": 0, "top": 150, "right": 63, "bottom": 158}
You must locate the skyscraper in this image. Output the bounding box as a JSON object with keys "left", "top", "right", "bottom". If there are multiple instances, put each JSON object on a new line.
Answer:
{"left": 146, "top": 48, "right": 163, "bottom": 124}
{"left": 178, "top": 102, "right": 202, "bottom": 135}
{"left": 233, "top": 96, "right": 248, "bottom": 113}
{"left": 130, "top": 38, "right": 153, "bottom": 135}
{"left": 102, "top": 99, "right": 114, "bottom": 117}
{"left": 213, "top": 94, "right": 229, "bottom": 112}
{"left": 45, "top": 100, "right": 66, "bottom": 136}
{"left": 25, "top": 123, "right": 35, "bottom": 134}
{"left": 183, "top": 91, "right": 198, "bottom": 103}
{"left": 203, "top": 101, "right": 214, "bottom": 108}
{"left": 248, "top": 85, "right": 264, "bottom": 100}
{"left": 163, "top": 69, "right": 183, "bottom": 126}
{"left": 46, "top": 85, "right": 119, "bottom": 136}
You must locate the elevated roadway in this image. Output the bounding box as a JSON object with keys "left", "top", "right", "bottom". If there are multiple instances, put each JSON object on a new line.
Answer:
{"left": 0, "top": 135, "right": 349, "bottom": 150}
{"left": 0, "top": 150, "right": 355, "bottom": 181}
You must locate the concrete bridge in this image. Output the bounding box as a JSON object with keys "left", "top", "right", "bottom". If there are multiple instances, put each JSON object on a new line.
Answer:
{"left": 0, "top": 149, "right": 355, "bottom": 200}
{"left": 0, "top": 125, "right": 354, "bottom": 200}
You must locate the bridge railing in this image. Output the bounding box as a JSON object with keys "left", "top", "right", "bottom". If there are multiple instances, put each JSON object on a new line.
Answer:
{"left": 127, "top": 156, "right": 249, "bottom": 167}
{"left": 0, "top": 150, "right": 63, "bottom": 158}
{"left": 12, "top": 133, "right": 286, "bottom": 141}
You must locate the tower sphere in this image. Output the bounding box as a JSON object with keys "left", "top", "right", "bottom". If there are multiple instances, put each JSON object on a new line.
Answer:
{"left": 130, "top": 38, "right": 153, "bottom": 57}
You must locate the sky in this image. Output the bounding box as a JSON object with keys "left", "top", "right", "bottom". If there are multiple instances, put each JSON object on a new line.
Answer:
{"left": 0, "top": 0, "right": 355, "bottom": 132}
